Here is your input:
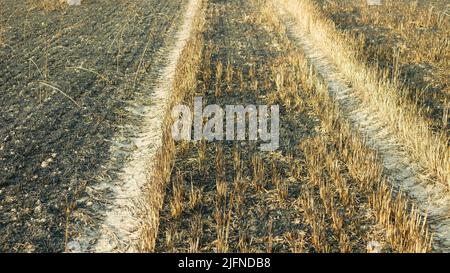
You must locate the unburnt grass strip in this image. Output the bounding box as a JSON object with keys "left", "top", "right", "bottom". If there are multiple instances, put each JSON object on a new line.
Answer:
{"left": 314, "top": 0, "right": 449, "bottom": 133}
{"left": 26, "top": 0, "right": 68, "bottom": 11}
{"left": 273, "top": 0, "right": 449, "bottom": 188}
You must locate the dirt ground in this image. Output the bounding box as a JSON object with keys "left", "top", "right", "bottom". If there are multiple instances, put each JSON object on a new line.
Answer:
{"left": 0, "top": 0, "right": 183, "bottom": 252}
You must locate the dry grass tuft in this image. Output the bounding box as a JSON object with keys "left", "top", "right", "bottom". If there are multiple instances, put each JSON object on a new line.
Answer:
{"left": 27, "top": 0, "right": 68, "bottom": 11}
{"left": 0, "top": 25, "right": 4, "bottom": 46}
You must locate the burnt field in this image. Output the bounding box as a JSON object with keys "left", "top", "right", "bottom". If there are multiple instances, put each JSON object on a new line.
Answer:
{"left": 0, "top": 0, "right": 449, "bottom": 253}
{"left": 0, "top": 0, "right": 184, "bottom": 252}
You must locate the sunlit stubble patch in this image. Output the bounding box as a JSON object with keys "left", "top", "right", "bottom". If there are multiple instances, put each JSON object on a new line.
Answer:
{"left": 171, "top": 96, "right": 280, "bottom": 151}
